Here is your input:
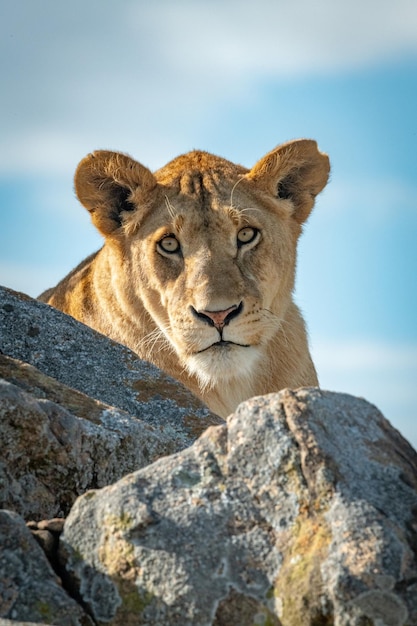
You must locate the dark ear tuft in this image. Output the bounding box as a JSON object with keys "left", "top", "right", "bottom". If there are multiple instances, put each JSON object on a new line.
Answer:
{"left": 108, "top": 184, "right": 136, "bottom": 227}
{"left": 276, "top": 177, "right": 294, "bottom": 200}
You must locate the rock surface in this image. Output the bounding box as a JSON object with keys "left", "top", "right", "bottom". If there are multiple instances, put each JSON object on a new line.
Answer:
{"left": 0, "top": 622, "right": 50, "bottom": 626}
{"left": 0, "top": 286, "right": 222, "bottom": 450}
{"left": 0, "top": 621, "right": 49, "bottom": 626}
{"left": 0, "top": 510, "right": 91, "bottom": 625}
{"left": 0, "top": 286, "right": 222, "bottom": 519}
{"left": 1, "top": 283, "right": 417, "bottom": 625}
{"left": 0, "top": 354, "right": 182, "bottom": 519}
{"left": 60, "top": 389, "right": 417, "bottom": 626}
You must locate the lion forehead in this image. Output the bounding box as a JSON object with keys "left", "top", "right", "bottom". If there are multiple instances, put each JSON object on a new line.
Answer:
{"left": 155, "top": 150, "right": 248, "bottom": 185}
{"left": 155, "top": 151, "right": 247, "bottom": 204}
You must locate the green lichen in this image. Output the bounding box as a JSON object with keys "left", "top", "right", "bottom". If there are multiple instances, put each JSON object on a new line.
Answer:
{"left": 36, "top": 600, "right": 53, "bottom": 621}
{"left": 265, "top": 586, "right": 275, "bottom": 600}
{"left": 105, "top": 511, "right": 135, "bottom": 532}
{"left": 252, "top": 605, "right": 281, "bottom": 626}
{"left": 274, "top": 513, "right": 333, "bottom": 625}
{"left": 98, "top": 531, "right": 152, "bottom": 625}
{"left": 173, "top": 467, "right": 201, "bottom": 488}
{"left": 70, "top": 546, "right": 84, "bottom": 563}
{"left": 84, "top": 490, "right": 97, "bottom": 500}
{"left": 357, "top": 618, "right": 374, "bottom": 626}
{"left": 122, "top": 588, "right": 153, "bottom": 613}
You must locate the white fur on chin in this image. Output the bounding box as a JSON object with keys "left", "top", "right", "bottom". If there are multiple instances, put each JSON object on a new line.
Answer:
{"left": 186, "top": 343, "right": 261, "bottom": 392}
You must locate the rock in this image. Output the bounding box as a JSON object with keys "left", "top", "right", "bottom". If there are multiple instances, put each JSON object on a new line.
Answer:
{"left": 0, "top": 509, "right": 92, "bottom": 625}
{"left": 1, "top": 283, "right": 416, "bottom": 623}
{"left": 37, "top": 518, "right": 66, "bottom": 533}
{"left": 59, "top": 389, "right": 417, "bottom": 626}
{"left": 0, "top": 355, "right": 180, "bottom": 519}
{"left": 0, "top": 285, "right": 222, "bottom": 520}
{"left": 30, "top": 529, "right": 57, "bottom": 562}
{"left": 0, "top": 286, "right": 223, "bottom": 449}
{"left": 0, "top": 621, "right": 50, "bottom": 626}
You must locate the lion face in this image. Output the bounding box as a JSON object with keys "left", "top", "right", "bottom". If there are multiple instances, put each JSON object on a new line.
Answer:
{"left": 70, "top": 140, "right": 329, "bottom": 411}
{"left": 127, "top": 177, "right": 297, "bottom": 390}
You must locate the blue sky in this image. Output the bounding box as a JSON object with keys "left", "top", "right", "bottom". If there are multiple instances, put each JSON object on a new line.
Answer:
{"left": 1, "top": 0, "right": 416, "bottom": 447}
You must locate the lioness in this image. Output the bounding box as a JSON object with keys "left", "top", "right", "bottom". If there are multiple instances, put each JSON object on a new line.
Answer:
{"left": 39, "top": 139, "right": 330, "bottom": 417}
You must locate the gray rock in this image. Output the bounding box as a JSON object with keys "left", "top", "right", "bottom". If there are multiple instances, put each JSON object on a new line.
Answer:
{"left": 59, "top": 389, "right": 417, "bottom": 626}
{"left": 0, "top": 617, "right": 47, "bottom": 626}
{"left": 0, "top": 285, "right": 223, "bottom": 450}
{"left": 0, "top": 509, "right": 92, "bottom": 625}
{"left": 0, "top": 620, "right": 50, "bottom": 626}
{"left": 2, "top": 283, "right": 416, "bottom": 624}
{"left": 0, "top": 355, "right": 183, "bottom": 519}
{"left": 0, "top": 285, "right": 223, "bottom": 519}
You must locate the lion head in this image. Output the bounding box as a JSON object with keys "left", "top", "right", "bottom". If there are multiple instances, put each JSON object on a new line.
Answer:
{"left": 42, "top": 140, "right": 330, "bottom": 416}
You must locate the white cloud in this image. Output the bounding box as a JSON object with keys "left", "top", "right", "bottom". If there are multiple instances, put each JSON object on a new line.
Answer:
{"left": 1, "top": 0, "right": 416, "bottom": 175}
{"left": 129, "top": 0, "right": 417, "bottom": 77}
{"left": 0, "top": 132, "right": 90, "bottom": 176}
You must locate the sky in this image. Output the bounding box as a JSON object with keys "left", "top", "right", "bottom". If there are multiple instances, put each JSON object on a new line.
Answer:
{"left": 1, "top": 0, "right": 416, "bottom": 448}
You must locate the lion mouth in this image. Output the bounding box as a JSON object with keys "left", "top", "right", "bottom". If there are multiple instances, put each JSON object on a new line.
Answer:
{"left": 198, "top": 340, "right": 250, "bottom": 353}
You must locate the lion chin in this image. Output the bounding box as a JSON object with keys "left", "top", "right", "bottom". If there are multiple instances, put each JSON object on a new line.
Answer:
{"left": 38, "top": 139, "right": 330, "bottom": 418}
{"left": 185, "top": 343, "right": 262, "bottom": 392}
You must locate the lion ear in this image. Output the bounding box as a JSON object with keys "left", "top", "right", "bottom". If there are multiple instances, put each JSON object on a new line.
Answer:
{"left": 74, "top": 150, "right": 157, "bottom": 236}
{"left": 247, "top": 139, "right": 330, "bottom": 224}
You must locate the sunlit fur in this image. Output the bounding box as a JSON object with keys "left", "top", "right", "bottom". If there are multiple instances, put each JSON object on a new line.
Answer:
{"left": 39, "top": 140, "right": 330, "bottom": 418}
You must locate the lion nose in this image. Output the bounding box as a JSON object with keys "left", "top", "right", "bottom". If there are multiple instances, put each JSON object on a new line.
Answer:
{"left": 192, "top": 303, "right": 243, "bottom": 330}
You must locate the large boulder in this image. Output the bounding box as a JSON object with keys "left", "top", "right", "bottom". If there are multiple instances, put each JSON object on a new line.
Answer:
{"left": 0, "top": 286, "right": 222, "bottom": 519}
{"left": 59, "top": 389, "right": 417, "bottom": 625}
{"left": 0, "top": 286, "right": 222, "bottom": 450}
{"left": 0, "top": 354, "right": 182, "bottom": 519}
{"left": 1, "top": 285, "right": 416, "bottom": 624}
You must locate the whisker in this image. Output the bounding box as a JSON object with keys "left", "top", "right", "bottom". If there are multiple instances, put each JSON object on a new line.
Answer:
{"left": 239, "top": 207, "right": 263, "bottom": 215}
{"left": 230, "top": 176, "right": 245, "bottom": 210}
{"left": 229, "top": 177, "right": 263, "bottom": 224}
{"left": 139, "top": 324, "right": 174, "bottom": 360}
{"left": 164, "top": 195, "right": 177, "bottom": 219}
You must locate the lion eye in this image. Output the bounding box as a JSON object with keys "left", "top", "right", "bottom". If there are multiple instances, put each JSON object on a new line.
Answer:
{"left": 237, "top": 227, "right": 259, "bottom": 247}
{"left": 157, "top": 235, "right": 180, "bottom": 254}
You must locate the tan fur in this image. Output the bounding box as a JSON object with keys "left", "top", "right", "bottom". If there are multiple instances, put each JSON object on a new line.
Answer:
{"left": 39, "top": 140, "right": 330, "bottom": 418}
